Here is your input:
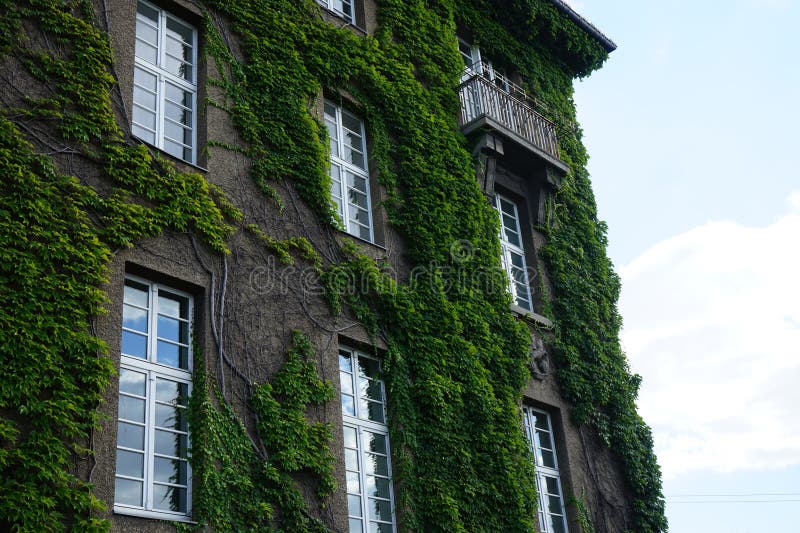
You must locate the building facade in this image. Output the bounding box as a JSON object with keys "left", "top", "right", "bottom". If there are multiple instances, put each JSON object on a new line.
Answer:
{"left": 0, "top": 0, "right": 666, "bottom": 532}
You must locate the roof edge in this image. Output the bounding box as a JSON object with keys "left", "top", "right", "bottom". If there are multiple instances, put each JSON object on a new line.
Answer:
{"left": 549, "top": 0, "right": 617, "bottom": 53}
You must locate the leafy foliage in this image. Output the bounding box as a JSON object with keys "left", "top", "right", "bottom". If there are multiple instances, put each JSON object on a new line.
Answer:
{"left": 185, "top": 333, "right": 335, "bottom": 532}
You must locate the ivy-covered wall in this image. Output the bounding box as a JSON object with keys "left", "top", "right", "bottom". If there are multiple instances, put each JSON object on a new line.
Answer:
{"left": 0, "top": 0, "right": 666, "bottom": 532}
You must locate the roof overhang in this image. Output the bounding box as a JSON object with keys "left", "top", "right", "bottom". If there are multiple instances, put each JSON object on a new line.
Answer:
{"left": 549, "top": 0, "right": 617, "bottom": 53}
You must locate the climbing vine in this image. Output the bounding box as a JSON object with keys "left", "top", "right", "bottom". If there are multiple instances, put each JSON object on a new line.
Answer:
{"left": 185, "top": 332, "right": 335, "bottom": 532}
{"left": 0, "top": 0, "right": 665, "bottom": 532}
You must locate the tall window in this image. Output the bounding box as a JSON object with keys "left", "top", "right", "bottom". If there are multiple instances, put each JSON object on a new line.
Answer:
{"left": 495, "top": 194, "right": 533, "bottom": 311}
{"left": 523, "top": 407, "right": 568, "bottom": 533}
{"left": 324, "top": 101, "right": 374, "bottom": 242}
{"left": 115, "top": 276, "right": 192, "bottom": 520}
{"left": 339, "top": 348, "right": 395, "bottom": 533}
{"left": 133, "top": 0, "right": 197, "bottom": 163}
{"left": 316, "top": 0, "right": 355, "bottom": 24}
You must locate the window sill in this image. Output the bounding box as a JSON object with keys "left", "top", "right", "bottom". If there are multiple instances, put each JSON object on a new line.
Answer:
{"left": 336, "top": 229, "right": 388, "bottom": 255}
{"left": 510, "top": 304, "right": 553, "bottom": 328}
{"left": 317, "top": 6, "right": 367, "bottom": 35}
{"left": 113, "top": 505, "right": 196, "bottom": 523}
{"left": 132, "top": 135, "right": 209, "bottom": 173}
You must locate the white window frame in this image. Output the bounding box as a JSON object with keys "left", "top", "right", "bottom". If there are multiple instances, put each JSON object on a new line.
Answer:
{"left": 494, "top": 194, "right": 534, "bottom": 311}
{"left": 523, "top": 407, "right": 569, "bottom": 533}
{"left": 339, "top": 347, "right": 396, "bottom": 533}
{"left": 132, "top": 0, "right": 198, "bottom": 164}
{"left": 114, "top": 275, "right": 193, "bottom": 521}
{"left": 316, "top": 0, "right": 355, "bottom": 24}
{"left": 325, "top": 101, "right": 374, "bottom": 242}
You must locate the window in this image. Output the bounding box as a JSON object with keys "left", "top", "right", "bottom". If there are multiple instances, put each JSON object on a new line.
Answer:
{"left": 316, "top": 0, "right": 355, "bottom": 24}
{"left": 115, "top": 276, "right": 192, "bottom": 520}
{"left": 324, "top": 102, "right": 374, "bottom": 242}
{"left": 339, "top": 348, "right": 396, "bottom": 533}
{"left": 458, "top": 39, "right": 511, "bottom": 91}
{"left": 133, "top": 0, "right": 197, "bottom": 163}
{"left": 495, "top": 194, "right": 533, "bottom": 311}
{"left": 523, "top": 407, "right": 568, "bottom": 533}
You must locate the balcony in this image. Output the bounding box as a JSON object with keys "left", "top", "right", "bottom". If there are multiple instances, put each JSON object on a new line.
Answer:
{"left": 457, "top": 65, "right": 568, "bottom": 172}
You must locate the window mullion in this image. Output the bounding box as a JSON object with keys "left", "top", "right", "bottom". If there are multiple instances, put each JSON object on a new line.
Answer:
{"left": 337, "top": 108, "right": 348, "bottom": 230}
{"left": 358, "top": 427, "right": 369, "bottom": 528}
{"left": 144, "top": 370, "right": 155, "bottom": 510}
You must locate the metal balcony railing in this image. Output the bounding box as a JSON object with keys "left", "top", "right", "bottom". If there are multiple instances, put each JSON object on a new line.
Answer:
{"left": 458, "top": 69, "right": 561, "bottom": 162}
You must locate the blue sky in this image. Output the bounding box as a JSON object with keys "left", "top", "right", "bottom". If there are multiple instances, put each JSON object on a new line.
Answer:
{"left": 569, "top": 0, "right": 800, "bottom": 531}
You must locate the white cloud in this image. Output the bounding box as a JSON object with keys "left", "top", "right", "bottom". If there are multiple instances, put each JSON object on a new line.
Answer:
{"left": 787, "top": 190, "right": 800, "bottom": 210}
{"left": 618, "top": 198, "right": 800, "bottom": 479}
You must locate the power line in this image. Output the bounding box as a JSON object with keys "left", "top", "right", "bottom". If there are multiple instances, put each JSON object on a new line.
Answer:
{"left": 670, "top": 499, "right": 800, "bottom": 504}
{"left": 667, "top": 492, "right": 800, "bottom": 498}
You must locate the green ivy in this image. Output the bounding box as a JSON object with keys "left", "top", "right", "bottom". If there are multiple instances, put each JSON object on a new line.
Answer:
{"left": 185, "top": 332, "right": 335, "bottom": 532}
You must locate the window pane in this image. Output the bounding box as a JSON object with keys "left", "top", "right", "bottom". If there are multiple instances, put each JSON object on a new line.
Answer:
{"left": 157, "top": 340, "right": 180, "bottom": 367}
{"left": 155, "top": 403, "right": 187, "bottom": 431}
{"left": 153, "top": 483, "right": 187, "bottom": 513}
{"left": 348, "top": 188, "right": 369, "bottom": 210}
{"left": 166, "top": 83, "right": 193, "bottom": 108}
{"left": 117, "top": 422, "right": 145, "bottom": 450}
{"left": 548, "top": 495, "right": 563, "bottom": 514}
{"left": 132, "top": 105, "right": 157, "bottom": 131}
{"left": 132, "top": 124, "right": 156, "bottom": 144}
{"left": 360, "top": 378, "right": 383, "bottom": 402}
{"left": 121, "top": 331, "right": 147, "bottom": 358}
{"left": 135, "top": 36, "right": 158, "bottom": 64}
{"left": 540, "top": 448, "right": 556, "bottom": 468}
{"left": 165, "top": 100, "right": 192, "bottom": 127}
{"left": 341, "top": 393, "right": 356, "bottom": 416}
{"left": 347, "top": 471, "right": 361, "bottom": 493}
{"left": 136, "top": 1, "right": 159, "bottom": 23}
{"left": 369, "top": 498, "right": 392, "bottom": 522}
{"left": 369, "top": 401, "right": 385, "bottom": 423}
{"left": 116, "top": 449, "right": 144, "bottom": 478}
{"left": 346, "top": 146, "right": 365, "bottom": 168}
{"left": 154, "top": 456, "right": 188, "bottom": 484}
{"left": 118, "top": 395, "right": 145, "bottom": 423}
{"left": 119, "top": 369, "right": 146, "bottom": 396}
{"left": 155, "top": 429, "right": 188, "bottom": 458}
{"left": 156, "top": 378, "right": 189, "bottom": 404}
{"left": 545, "top": 475, "right": 560, "bottom": 495}
{"left": 158, "top": 315, "right": 182, "bottom": 342}
{"left": 365, "top": 475, "right": 390, "bottom": 499}
{"left": 164, "top": 120, "right": 189, "bottom": 144}
{"left": 534, "top": 413, "right": 550, "bottom": 431}
{"left": 164, "top": 138, "right": 192, "bottom": 162}
{"left": 133, "top": 66, "right": 157, "bottom": 92}
{"left": 347, "top": 172, "right": 368, "bottom": 194}
{"left": 123, "top": 304, "right": 148, "bottom": 333}
{"left": 133, "top": 84, "right": 157, "bottom": 112}
{"left": 364, "top": 432, "right": 387, "bottom": 455}
{"left": 370, "top": 523, "right": 393, "bottom": 533}
{"left": 164, "top": 54, "right": 193, "bottom": 81}
{"left": 340, "top": 372, "right": 354, "bottom": 394}
{"left": 354, "top": 222, "right": 371, "bottom": 242}
{"left": 326, "top": 118, "right": 339, "bottom": 158}
{"left": 537, "top": 430, "right": 553, "bottom": 450}
{"left": 115, "top": 477, "right": 143, "bottom": 507}
{"left": 358, "top": 357, "right": 380, "bottom": 379}
{"left": 348, "top": 494, "right": 363, "bottom": 517}
{"left": 343, "top": 426, "right": 358, "bottom": 448}
{"left": 349, "top": 518, "right": 364, "bottom": 533}
{"left": 550, "top": 515, "right": 567, "bottom": 533}
{"left": 324, "top": 102, "right": 337, "bottom": 119}
{"left": 364, "top": 453, "right": 388, "bottom": 476}
{"left": 345, "top": 448, "right": 360, "bottom": 470}
{"left": 341, "top": 113, "right": 362, "bottom": 139}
